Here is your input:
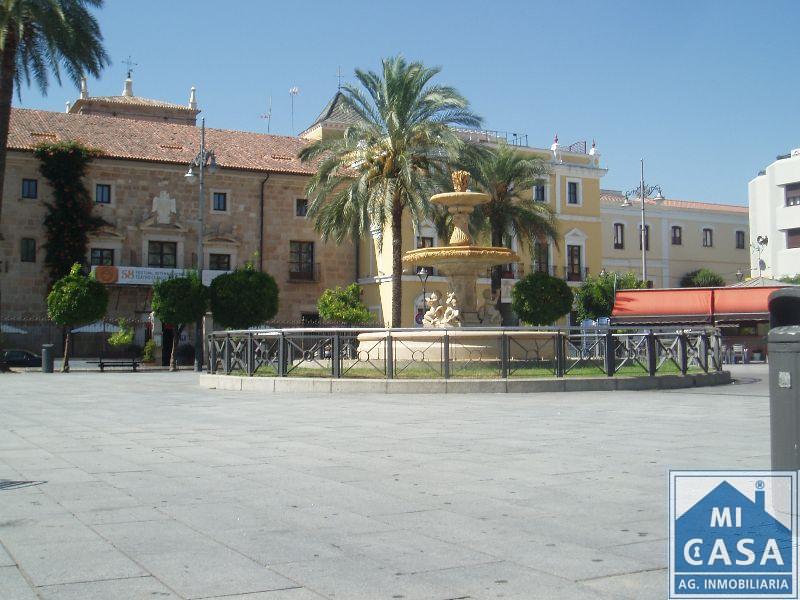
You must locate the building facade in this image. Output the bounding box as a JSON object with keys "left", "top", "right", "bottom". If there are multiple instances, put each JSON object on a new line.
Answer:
{"left": 600, "top": 191, "right": 750, "bottom": 287}
{"left": 0, "top": 80, "right": 355, "bottom": 358}
{"left": 748, "top": 150, "right": 800, "bottom": 279}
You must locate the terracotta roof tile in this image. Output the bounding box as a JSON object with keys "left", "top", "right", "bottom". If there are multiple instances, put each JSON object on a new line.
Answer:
{"left": 72, "top": 95, "right": 196, "bottom": 111}
{"left": 8, "top": 107, "right": 315, "bottom": 175}
{"left": 600, "top": 190, "right": 747, "bottom": 214}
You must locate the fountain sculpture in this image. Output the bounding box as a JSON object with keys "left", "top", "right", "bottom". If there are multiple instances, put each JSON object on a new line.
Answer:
{"left": 402, "top": 170, "right": 521, "bottom": 326}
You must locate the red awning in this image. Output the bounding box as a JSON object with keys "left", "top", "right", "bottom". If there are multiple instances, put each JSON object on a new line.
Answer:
{"left": 611, "top": 287, "right": 782, "bottom": 324}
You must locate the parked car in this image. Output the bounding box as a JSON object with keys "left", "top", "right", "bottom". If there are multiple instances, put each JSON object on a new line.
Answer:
{"left": 2, "top": 349, "right": 42, "bottom": 368}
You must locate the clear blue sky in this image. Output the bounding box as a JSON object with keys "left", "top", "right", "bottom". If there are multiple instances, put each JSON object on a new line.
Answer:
{"left": 15, "top": 0, "right": 800, "bottom": 205}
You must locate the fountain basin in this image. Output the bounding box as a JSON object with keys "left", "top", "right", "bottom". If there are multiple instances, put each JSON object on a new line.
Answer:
{"left": 402, "top": 246, "right": 521, "bottom": 271}
{"left": 430, "top": 191, "right": 489, "bottom": 209}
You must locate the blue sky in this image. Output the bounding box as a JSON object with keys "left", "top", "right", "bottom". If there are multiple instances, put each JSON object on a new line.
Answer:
{"left": 15, "top": 0, "right": 800, "bottom": 205}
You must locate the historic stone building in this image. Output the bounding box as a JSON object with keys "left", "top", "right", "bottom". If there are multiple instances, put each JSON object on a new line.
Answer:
{"left": 0, "top": 78, "right": 355, "bottom": 358}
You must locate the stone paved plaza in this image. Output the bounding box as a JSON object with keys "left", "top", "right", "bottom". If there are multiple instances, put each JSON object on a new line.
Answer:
{"left": 0, "top": 366, "right": 767, "bottom": 599}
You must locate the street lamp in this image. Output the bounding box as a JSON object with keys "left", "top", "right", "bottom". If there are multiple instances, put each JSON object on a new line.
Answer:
{"left": 185, "top": 117, "right": 217, "bottom": 372}
{"left": 622, "top": 159, "right": 663, "bottom": 286}
{"left": 416, "top": 267, "right": 431, "bottom": 316}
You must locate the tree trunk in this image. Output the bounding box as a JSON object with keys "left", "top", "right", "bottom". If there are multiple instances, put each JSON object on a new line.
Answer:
{"left": 169, "top": 326, "right": 180, "bottom": 371}
{"left": 0, "top": 28, "right": 18, "bottom": 232}
{"left": 390, "top": 202, "right": 403, "bottom": 328}
{"left": 490, "top": 225, "right": 503, "bottom": 296}
{"left": 0, "top": 29, "right": 17, "bottom": 373}
{"left": 62, "top": 331, "right": 71, "bottom": 373}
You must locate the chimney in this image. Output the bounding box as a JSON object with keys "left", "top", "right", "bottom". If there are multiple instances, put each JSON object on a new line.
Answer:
{"left": 80, "top": 77, "right": 88, "bottom": 99}
{"left": 123, "top": 76, "right": 133, "bottom": 97}
{"left": 189, "top": 86, "right": 197, "bottom": 110}
{"left": 755, "top": 489, "right": 765, "bottom": 511}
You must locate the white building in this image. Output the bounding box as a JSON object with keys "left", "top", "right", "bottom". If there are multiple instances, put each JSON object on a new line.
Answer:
{"left": 748, "top": 150, "right": 800, "bottom": 279}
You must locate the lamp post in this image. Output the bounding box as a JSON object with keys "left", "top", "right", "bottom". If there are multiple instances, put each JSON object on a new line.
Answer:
{"left": 622, "top": 159, "right": 664, "bottom": 286}
{"left": 751, "top": 235, "right": 768, "bottom": 278}
{"left": 185, "top": 117, "right": 217, "bottom": 372}
{"left": 416, "top": 267, "right": 430, "bottom": 323}
{"left": 289, "top": 87, "right": 300, "bottom": 134}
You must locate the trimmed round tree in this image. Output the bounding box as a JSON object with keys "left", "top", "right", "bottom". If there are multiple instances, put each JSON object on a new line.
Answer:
{"left": 574, "top": 271, "right": 646, "bottom": 321}
{"left": 152, "top": 273, "right": 208, "bottom": 371}
{"left": 47, "top": 263, "right": 109, "bottom": 372}
{"left": 317, "top": 283, "right": 371, "bottom": 324}
{"left": 511, "top": 272, "right": 573, "bottom": 325}
{"left": 680, "top": 268, "right": 726, "bottom": 288}
{"left": 209, "top": 266, "right": 279, "bottom": 330}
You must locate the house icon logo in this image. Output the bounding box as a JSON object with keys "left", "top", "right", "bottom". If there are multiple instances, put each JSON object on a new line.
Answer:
{"left": 670, "top": 471, "right": 797, "bottom": 599}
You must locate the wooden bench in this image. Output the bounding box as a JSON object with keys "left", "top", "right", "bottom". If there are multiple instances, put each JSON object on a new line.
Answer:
{"left": 87, "top": 359, "right": 139, "bottom": 372}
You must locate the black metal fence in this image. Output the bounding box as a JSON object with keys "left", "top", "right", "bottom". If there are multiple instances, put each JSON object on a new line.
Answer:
{"left": 207, "top": 326, "right": 724, "bottom": 379}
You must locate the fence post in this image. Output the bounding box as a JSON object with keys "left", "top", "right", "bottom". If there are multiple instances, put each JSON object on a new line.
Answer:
{"left": 500, "top": 332, "right": 509, "bottom": 379}
{"left": 209, "top": 335, "right": 217, "bottom": 374}
{"left": 647, "top": 330, "right": 657, "bottom": 376}
{"left": 385, "top": 331, "right": 393, "bottom": 379}
{"left": 246, "top": 333, "right": 254, "bottom": 376}
{"left": 698, "top": 332, "right": 709, "bottom": 373}
{"left": 555, "top": 331, "right": 565, "bottom": 378}
{"left": 278, "top": 333, "right": 287, "bottom": 377}
{"left": 604, "top": 331, "right": 615, "bottom": 377}
{"left": 443, "top": 331, "right": 450, "bottom": 379}
{"left": 224, "top": 334, "right": 232, "bottom": 374}
{"left": 678, "top": 331, "right": 689, "bottom": 375}
{"left": 332, "top": 332, "right": 341, "bottom": 378}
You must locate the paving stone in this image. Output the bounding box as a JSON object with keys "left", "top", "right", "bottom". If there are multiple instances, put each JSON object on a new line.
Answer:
{"left": 36, "top": 575, "right": 180, "bottom": 600}
{"left": 0, "top": 566, "right": 38, "bottom": 600}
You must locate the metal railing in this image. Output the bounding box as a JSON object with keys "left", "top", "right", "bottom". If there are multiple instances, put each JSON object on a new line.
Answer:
{"left": 207, "top": 326, "right": 723, "bottom": 380}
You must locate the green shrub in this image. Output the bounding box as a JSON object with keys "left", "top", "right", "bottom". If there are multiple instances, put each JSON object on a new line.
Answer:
{"left": 152, "top": 272, "right": 207, "bottom": 371}
{"left": 574, "top": 271, "right": 646, "bottom": 321}
{"left": 317, "top": 283, "right": 371, "bottom": 324}
{"left": 511, "top": 272, "right": 573, "bottom": 325}
{"left": 142, "top": 340, "right": 156, "bottom": 362}
{"left": 680, "top": 268, "right": 726, "bottom": 288}
{"left": 209, "top": 266, "right": 279, "bottom": 329}
{"left": 107, "top": 318, "right": 134, "bottom": 347}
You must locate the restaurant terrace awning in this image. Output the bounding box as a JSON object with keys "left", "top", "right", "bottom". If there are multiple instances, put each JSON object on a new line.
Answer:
{"left": 611, "top": 287, "right": 784, "bottom": 325}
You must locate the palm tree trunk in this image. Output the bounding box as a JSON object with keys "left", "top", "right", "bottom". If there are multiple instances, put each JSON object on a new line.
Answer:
{"left": 62, "top": 331, "right": 71, "bottom": 373}
{"left": 390, "top": 201, "right": 403, "bottom": 328}
{"left": 0, "top": 30, "right": 17, "bottom": 373}
{"left": 0, "top": 28, "right": 18, "bottom": 231}
{"left": 490, "top": 225, "right": 503, "bottom": 296}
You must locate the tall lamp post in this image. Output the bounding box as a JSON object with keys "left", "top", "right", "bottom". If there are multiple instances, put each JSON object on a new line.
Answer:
{"left": 416, "top": 267, "right": 430, "bottom": 325}
{"left": 622, "top": 159, "right": 664, "bottom": 286}
{"left": 185, "top": 117, "right": 217, "bottom": 372}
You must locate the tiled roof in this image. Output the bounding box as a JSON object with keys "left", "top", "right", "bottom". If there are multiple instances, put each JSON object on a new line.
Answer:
{"left": 8, "top": 107, "right": 315, "bottom": 175}
{"left": 301, "top": 91, "right": 362, "bottom": 134}
{"left": 72, "top": 95, "right": 196, "bottom": 112}
{"left": 600, "top": 190, "right": 748, "bottom": 214}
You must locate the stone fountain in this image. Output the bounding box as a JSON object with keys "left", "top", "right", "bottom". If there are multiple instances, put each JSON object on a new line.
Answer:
{"left": 403, "top": 170, "right": 521, "bottom": 326}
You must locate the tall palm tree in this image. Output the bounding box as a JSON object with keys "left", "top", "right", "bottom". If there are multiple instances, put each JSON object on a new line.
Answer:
{"left": 0, "top": 0, "right": 108, "bottom": 228}
{"left": 464, "top": 144, "right": 559, "bottom": 310}
{"left": 299, "top": 56, "right": 480, "bottom": 327}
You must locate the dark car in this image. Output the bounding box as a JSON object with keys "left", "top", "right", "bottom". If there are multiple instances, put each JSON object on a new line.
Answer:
{"left": 2, "top": 349, "right": 42, "bottom": 368}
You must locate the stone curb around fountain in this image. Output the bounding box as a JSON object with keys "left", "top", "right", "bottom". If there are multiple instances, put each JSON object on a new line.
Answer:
{"left": 199, "top": 371, "right": 732, "bottom": 394}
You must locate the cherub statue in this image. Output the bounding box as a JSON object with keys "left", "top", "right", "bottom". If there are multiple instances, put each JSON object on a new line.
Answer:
{"left": 422, "top": 291, "right": 444, "bottom": 328}
{"left": 440, "top": 292, "right": 462, "bottom": 327}
{"left": 478, "top": 289, "right": 502, "bottom": 326}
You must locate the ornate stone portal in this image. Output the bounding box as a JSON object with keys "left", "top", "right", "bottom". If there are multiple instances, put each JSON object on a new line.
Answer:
{"left": 403, "top": 171, "right": 521, "bottom": 326}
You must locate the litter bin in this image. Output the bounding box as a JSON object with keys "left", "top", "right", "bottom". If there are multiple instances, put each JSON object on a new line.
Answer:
{"left": 41, "top": 344, "right": 54, "bottom": 373}
{"left": 768, "top": 288, "right": 800, "bottom": 470}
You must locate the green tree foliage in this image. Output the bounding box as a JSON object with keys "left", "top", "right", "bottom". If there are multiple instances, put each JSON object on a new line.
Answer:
{"left": 34, "top": 141, "right": 105, "bottom": 282}
{"left": 299, "top": 55, "right": 480, "bottom": 327}
{"left": 107, "top": 318, "right": 134, "bottom": 347}
{"left": 574, "top": 271, "right": 646, "bottom": 321}
{"left": 0, "top": 0, "right": 109, "bottom": 226}
{"left": 47, "top": 263, "right": 108, "bottom": 371}
{"left": 680, "top": 268, "right": 726, "bottom": 288}
{"left": 152, "top": 273, "right": 207, "bottom": 371}
{"left": 779, "top": 274, "right": 800, "bottom": 285}
{"left": 317, "top": 283, "right": 371, "bottom": 324}
{"left": 511, "top": 272, "right": 573, "bottom": 325}
{"left": 209, "top": 266, "right": 279, "bottom": 329}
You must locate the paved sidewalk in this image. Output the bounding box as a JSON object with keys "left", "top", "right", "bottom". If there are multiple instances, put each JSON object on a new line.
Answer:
{"left": 0, "top": 366, "right": 768, "bottom": 599}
